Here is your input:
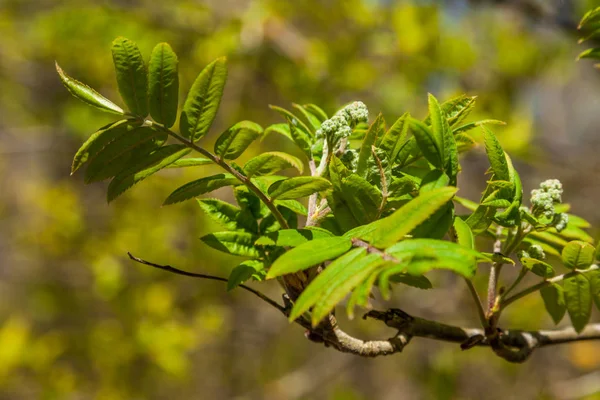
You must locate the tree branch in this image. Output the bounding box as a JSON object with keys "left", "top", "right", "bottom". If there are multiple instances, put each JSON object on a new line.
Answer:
{"left": 128, "top": 253, "right": 600, "bottom": 363}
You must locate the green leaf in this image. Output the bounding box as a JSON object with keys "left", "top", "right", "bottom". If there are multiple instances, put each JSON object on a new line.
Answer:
{"left": 310, "top": 253, "right": 386, "bottom": 326}
{"left": 84, "top": 125, "right": 164, "bottom": 183}
{"left": 420, "top": 170, "right": 450, "bottom": 193}
{"left": 286, "top": 116, "right": 312, "bottom": 157}
{"left": 453, "top": 217, "right": 474, "bottom": 250}
{"left": 289, "top": 248, "right": 367, "bottom": 320}
{"left": 346, "top": 269, "right": 380, "bottom": 319}
{"left": 227, "top": 260, "right": 265, "bottom": 291}
{"left": 453, "top": 119, "right": 506, "bottom": 135}
{"left": 264, "top": 123, "right": 294, "bottom": 142}
{"left": 196, "top": 198, "right": 257, "bottom": 233}
{"left": 424, "top": 95, "right": 477, "bottom": 127}
{"left": 243, "top": 152, "right": 304, "bottom": 177}
{"left": 201, "top": 231, "right": 260, "bottom": 257}
{"left": 562, "top": 241, "right": 595, "bottom": 270}
{"left": 111, "top": 37, "right": 148, "bottom": 116}
{"left": 428, "top": 94, "right": 457, "bottom": 178}
{"left": 482, "top": 126, "right": 509, "bottom": 181}
{"left": 166, "top": 157, "right": 212, "bottom": 168}
{"left": 410, "top": 119, "right": 442, "bottom": 169}
{"left": 303, "top": 104, "right": 328, "bottom": 122}
{"left": 266, "top": 236, "right": 352, "bottom": 279}
{"left": 214, "top": 120, "right": 262, "bottom": 159}
{"left": 71, "top": 119, "right": 132, "bottom": 174}
{"left": 163, "top": 173, "right": 239, "bottom": 205}
{"left": 255, "top": 228, "right": 333, "bottom": 247}
{"left": 455, "top": 133, "right": 477, "bottom": 153}
{"left": 564, "top": 274, "right": 592, "bottom": 333}
{"left": 579, "top": 7, "right": 600, "bottom": 29}
{"left": 268, "top": 176, "right": 332, "bottom": 200}
{"left": 292, "top": 103, "right": 321, "bottom": 131}
{"left": 55, "top": 62, "right": 124, "bottom": 115}
{"left": 268, "top": 105, "right": 313, "bottom": 138}
{"left": 180, "top": 57, "right": 227, "bottom": 142}
{"left": 521, "top": 257, "right": 554, "bottom": 278}
{"left": 540, "top": 284, "right": 566, "bottom": 325}
{"left": 349, "top": 186, "right": 457, "bottom": 248}
{"left": 579, "top": 46, "right": 600, "bottom": 60}
{"left": 148, "top": 42, "right": 179, "bottom": 127}
{"left": 107, "top": 145, "right": 190, "bottom": 202}
{"left": 386, "top": 239, "right": 480, "bottom": 278}
{"left": 274, "top": 199, "right": 307, "bottom": 216}
{"left": 587, "top": 270, "right": 600, "bottom": 311}
{"left": 379, "top": 113, "right": 410, "bottom": 162}
{"left": 356, "top": 113, "right": 384, "bottom": 177}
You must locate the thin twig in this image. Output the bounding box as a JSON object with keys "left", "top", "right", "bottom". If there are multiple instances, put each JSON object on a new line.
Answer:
{"left": 463, "top": 278, "right": 488, "bottom": 329}
{"left": 127, "top": 252, "right": 286, "bottom": 314}
{"left": 486, "top": 225, "right": 504, "bottom": 317}
{"left": 502, "top": 264, "right": 600, "bottom": 309}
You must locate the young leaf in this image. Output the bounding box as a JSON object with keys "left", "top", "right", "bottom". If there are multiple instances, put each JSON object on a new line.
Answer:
{"left": 107, "top": 145, "right": 190, "bottom": 202}
{"left": 227, "top": 260, "right": 265, "bottom": 291}
{"left": 390, "top": 274, "right": 433, "bottom": 289}
{"left": 268, "top": 176, "right": 332, "bottom": 200}
{"left": 562, "top": 241, "right": 595, "bottom": 270}
{"left": 163, "top": 173, "right": 239, "bottom": 205}
{"left": 579, "top": 7, "right": 600, "bottom": 29}
{"left": 349, "top": 186, "right": 457, "bottom": 248}
{"left": 289, "top": 248, "right": 367, "bottom": 321}
{"left": 201, "top": 231, "right": 260, "bottom": 257}
{"left": 453, "top": 217, "right": 474, "bottom": 250}
{"left": 214, "top": 121, "right": 262, "bottom": 159}
{"left": 540, "top": 284, "right": 566, "bottom": 325}
{"left": 268, "top": 105, "right": 313, "bottom": 138}
{"left": 55, "top": 62, "right": 124, "bottom": 115}
{"left": 521, "top": 258, "right": 554, "bottom": 278}
{"left": 455, "top": 133, "right": 477, "bottom": 153}
{"left": 255, "top": 228, "right": 333, "bottom": 247}
{"left": 346, "top": 269, "right": 381, "bottom": 319}
{"left": 309, "top": 253, "right": 386, "bottom": 326}
{"left": 72, "top": 119, "right": 133, "bottom": 174}
{"left": 180, "top": 57, "right": 227, "bottom": 142}
{"left": 304, "top": 104, "right": 328, "bottom": 122}
{"left": 111, "top": 37, "right": 148, "bottom": 116}
{"left": 243, "top": 152, "right": 304, "bottom": 177}
{"left": 424, "top": 94, "right": 476, "bottom": 127}
{"left": 410, "top": 119, "right": 442, "bottom": 169}
{"left": 379, "top": 113, "right": 410, "bottom": 162}
{"left": 482, "top": 126, "right": 509, "bottom": 181}
{"left": 356, "top": 113, "right": 384, "bottom": 177}
{"left": 266, "top": 236, "right": 352, "bottom": 279}
{"left": 148, "top": 42, "right": 179, "bottom": 127}
{"left": 264, "top": 123, "right": 293, "bottom": 142}
{"left": 386, "top": 239, "right": 481, "bottom": 278}
{"left": 197, "top": 198, "right": 257, "bottom": 233}
{"left": 292, "top": 103, "right": 321, "bottom": 131}
{"left": 453, "top": 119, "right": 506, "bottom": 135}
{"left": 563, "top": 274, "right": 592, "bottom": 333}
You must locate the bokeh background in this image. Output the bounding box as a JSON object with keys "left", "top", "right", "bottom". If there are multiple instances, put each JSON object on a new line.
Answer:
{"left": 2, "top": 0, "right": 600, "bottom": 399}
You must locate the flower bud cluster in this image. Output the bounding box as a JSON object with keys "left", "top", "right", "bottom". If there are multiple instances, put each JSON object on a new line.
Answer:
{"left": 518, "top": 244, "right": 545, "bottom": 261}
{"left": 315, "top": 101, "right": 368, "bottom": 144}
{"left": 529, "top": 179, "right": 568, "bottom": 232}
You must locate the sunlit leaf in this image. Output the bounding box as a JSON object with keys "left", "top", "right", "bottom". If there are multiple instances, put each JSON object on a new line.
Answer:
{"left": 540, "top": 284, "right": 566, "bottom": 325}
{"left": 166, "top": 157, "right": 212, "bottom": 168}
{"left": 163, "top": 173, "right": 239, "bottom": 205}
{"left": 255, "top": 228, "right": 333, "bottom": 247}
{"left": 268, "top": 176, "right": 332, "bottom": 200}
{"left": 180, "top": 57, "right": 227, "bottom": 142}
{"left": 56, "top": 62, "right": 124, "bottom": 115}
{"left": 564, "top": 274, "right": 592, "bottom": 333}
{"left": 148, "top": 42, "right": 179, "bottom": 127}
{"left": 214, "top": 120, "right": 262, "bottom": 159}
{"left": 243, "top": 152, "right": 304, "bottom": 177}
{"left": 201, "top": 231, "right": 260, "bottom": 257}
{"left": 227, "top": 260, "right": 265, "bottom": 291}
{"left": 453, "top": 217, "right": 474, "bottom": 250}
{"left": 410, "top": 119, "right": 442, "bottom": 169}
{"left": 266, "top": 236, "right": 352, "bottom": 279}
{"left": 562, "top": 241, "right": 595, "bottom": 270}
{"left": 521, "top": 257, "right": 554, "bottom": 278}
{"left": 379, "top": 113, "right": 410, "bottom": 163}
{"left": 482, "top": 126, "right": 509, "bottom": 181}
{"left": 356, "top": 113, "right": 384, "bottom": 176}
{"left": 111, "top": 37, "right": 148, "bottom": 116}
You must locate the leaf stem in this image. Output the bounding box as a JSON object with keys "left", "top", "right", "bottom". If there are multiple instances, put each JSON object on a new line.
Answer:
{"left": 463, "top": 278, "right": 488, "bottom": 329}
{"left": 152, "top": 122, "right": 289, "bottom": 229}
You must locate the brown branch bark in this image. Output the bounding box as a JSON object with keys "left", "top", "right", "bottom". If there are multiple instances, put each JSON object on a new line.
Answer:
{"left": 128, "top": 253, "right": 600, "bottom": 363}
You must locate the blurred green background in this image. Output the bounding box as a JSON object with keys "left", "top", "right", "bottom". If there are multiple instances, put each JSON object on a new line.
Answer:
{"left": 2, "top": 0, "right": 600, "bottom": 398}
